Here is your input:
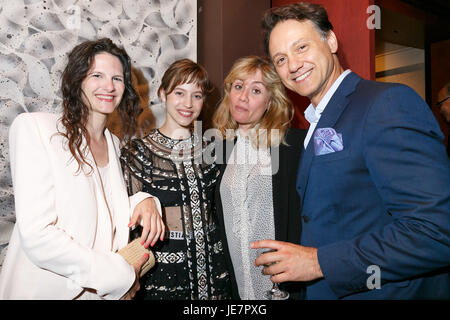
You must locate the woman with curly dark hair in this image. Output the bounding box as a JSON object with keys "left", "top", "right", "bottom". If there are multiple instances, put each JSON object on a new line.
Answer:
{"left": 0, "top": 38, "right": 164, "bottom": 300}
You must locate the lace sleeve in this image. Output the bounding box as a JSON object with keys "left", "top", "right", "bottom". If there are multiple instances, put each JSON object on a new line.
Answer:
{"left": 120, "top": 140, "right": 147, "bottom": 196}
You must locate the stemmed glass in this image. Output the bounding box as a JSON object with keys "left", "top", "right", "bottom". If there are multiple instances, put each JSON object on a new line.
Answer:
{"left": 258, "top": 249, "right": 290, "bottom": 300}
{"left": 265, "top": 282, "right": 289, "bottom": 300}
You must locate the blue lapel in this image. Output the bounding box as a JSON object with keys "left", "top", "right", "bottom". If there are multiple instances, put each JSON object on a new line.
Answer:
{"left": 296, "top": 72, "right": 362, "bottom": 204}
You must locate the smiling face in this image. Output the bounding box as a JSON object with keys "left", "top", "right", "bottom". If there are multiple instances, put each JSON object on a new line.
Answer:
{"left": 80, "top": 52, "right": 125, "bottom": 117}
{"left": 269, "top": 19, "right": 342, "bottom": 106}
{"left": 160, "top": 82, "right": 204, "bottom": 134}
{"left": 229, "top": 69, "right": 270, "bottom": 132}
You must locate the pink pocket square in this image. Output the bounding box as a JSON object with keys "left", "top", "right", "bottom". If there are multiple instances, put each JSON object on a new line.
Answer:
{"left": 314, "top": 128, "right": 344, "bottom": 156}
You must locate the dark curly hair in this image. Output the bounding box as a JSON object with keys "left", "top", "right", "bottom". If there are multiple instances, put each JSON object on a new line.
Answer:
{"left": 59, "top": 38, "right": 141, "bottom": 173}
{"left": 262, "top": 2, "right": 333, "bottom": 56}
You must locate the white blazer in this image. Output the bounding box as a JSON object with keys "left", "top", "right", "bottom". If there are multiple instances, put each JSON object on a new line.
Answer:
{"left": 0, "top": 112, "right": 157, "bottom": 300}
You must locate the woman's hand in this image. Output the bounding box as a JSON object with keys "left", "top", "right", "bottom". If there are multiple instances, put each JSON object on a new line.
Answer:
{"left": 120, "top": 253, "right": 149, "bottom": 300}
{"left": 129, "top": 197, "right": 165, "bottom": 248}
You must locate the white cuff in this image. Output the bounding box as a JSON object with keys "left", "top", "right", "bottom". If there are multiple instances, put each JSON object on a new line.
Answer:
{"left": 129, "top": 192, "right": 163, "bottom": 225}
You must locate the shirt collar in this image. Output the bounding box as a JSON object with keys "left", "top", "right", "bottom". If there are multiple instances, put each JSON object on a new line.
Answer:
{"left": 304, "top": 69, "right": 352, "bottom": 124}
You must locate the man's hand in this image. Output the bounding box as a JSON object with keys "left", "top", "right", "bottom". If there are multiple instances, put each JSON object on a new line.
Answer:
{"left": 251, "top": 240, "right": 324, "bottom": 283}
{"left": 129, "top": 197, "right": 165, "bottom": 248}
{"left": 120, "top": 253, "right": 149, "bottom": 300}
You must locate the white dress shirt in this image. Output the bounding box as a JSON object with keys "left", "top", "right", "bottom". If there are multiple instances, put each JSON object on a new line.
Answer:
{"left": 304, "top": 69, "right": 352, "bottom": 149}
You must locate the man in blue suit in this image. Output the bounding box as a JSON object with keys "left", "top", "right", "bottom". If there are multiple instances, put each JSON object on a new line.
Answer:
{"left": 252, "top": 2, "right": 450, "bottom": 299}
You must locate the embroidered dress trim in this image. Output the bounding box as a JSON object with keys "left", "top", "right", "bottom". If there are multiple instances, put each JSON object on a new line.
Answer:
{"left": 120, "top": 129, "right": 231, "bottom": 300}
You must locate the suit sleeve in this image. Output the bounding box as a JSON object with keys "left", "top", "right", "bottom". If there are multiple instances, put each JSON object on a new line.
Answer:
{"left": 9, "top": 113, "right": 135, "bottom": 300}
{"left": 317, "top": 85, "right": 450, "bottom": 297}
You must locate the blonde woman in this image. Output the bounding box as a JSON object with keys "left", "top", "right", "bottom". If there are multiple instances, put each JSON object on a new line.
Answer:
{"left": 213, "top": 55, "right": 306, "bottom": 300}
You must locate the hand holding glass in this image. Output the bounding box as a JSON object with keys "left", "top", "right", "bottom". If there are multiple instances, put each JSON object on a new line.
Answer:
{"left": 257, "top": 249, "right": 289, "bottom": 300}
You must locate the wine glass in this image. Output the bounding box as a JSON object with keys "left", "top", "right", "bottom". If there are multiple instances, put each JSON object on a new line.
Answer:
{"left": 258, "top": 249, "right": 290, "bottom": 300}
{"left": 266, "top": 282, "right": 289, "bottom": 300}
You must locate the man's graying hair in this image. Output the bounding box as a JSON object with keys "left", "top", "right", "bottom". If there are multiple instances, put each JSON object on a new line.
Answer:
{"left": 262, "top": 2, "right": 334, "bottom": 56}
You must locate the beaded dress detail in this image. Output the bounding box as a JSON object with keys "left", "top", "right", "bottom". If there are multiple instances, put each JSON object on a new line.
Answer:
{"left": 120, "top": 129, "right": 231, "bottom": 300}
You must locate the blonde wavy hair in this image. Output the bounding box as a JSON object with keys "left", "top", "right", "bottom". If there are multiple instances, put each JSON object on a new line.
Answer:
{"left": 212, "top": 55, "right": 293, "bottom": 148}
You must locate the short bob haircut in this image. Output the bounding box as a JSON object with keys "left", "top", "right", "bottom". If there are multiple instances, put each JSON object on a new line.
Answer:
{"left": 213, "top": 55, "right": 293, "bottom": 148}
{"left": 158, "top": 58, "right": 211, "bottom": 99}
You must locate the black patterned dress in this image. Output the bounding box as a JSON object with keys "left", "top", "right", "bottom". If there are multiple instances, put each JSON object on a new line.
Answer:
{"left": 120, "top": 129, "right": 231, "bottom": 300}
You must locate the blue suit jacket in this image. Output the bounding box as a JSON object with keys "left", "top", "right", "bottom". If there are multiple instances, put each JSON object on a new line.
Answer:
{"left": 297, "top": 72, "right": 450, "bottom": 299}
